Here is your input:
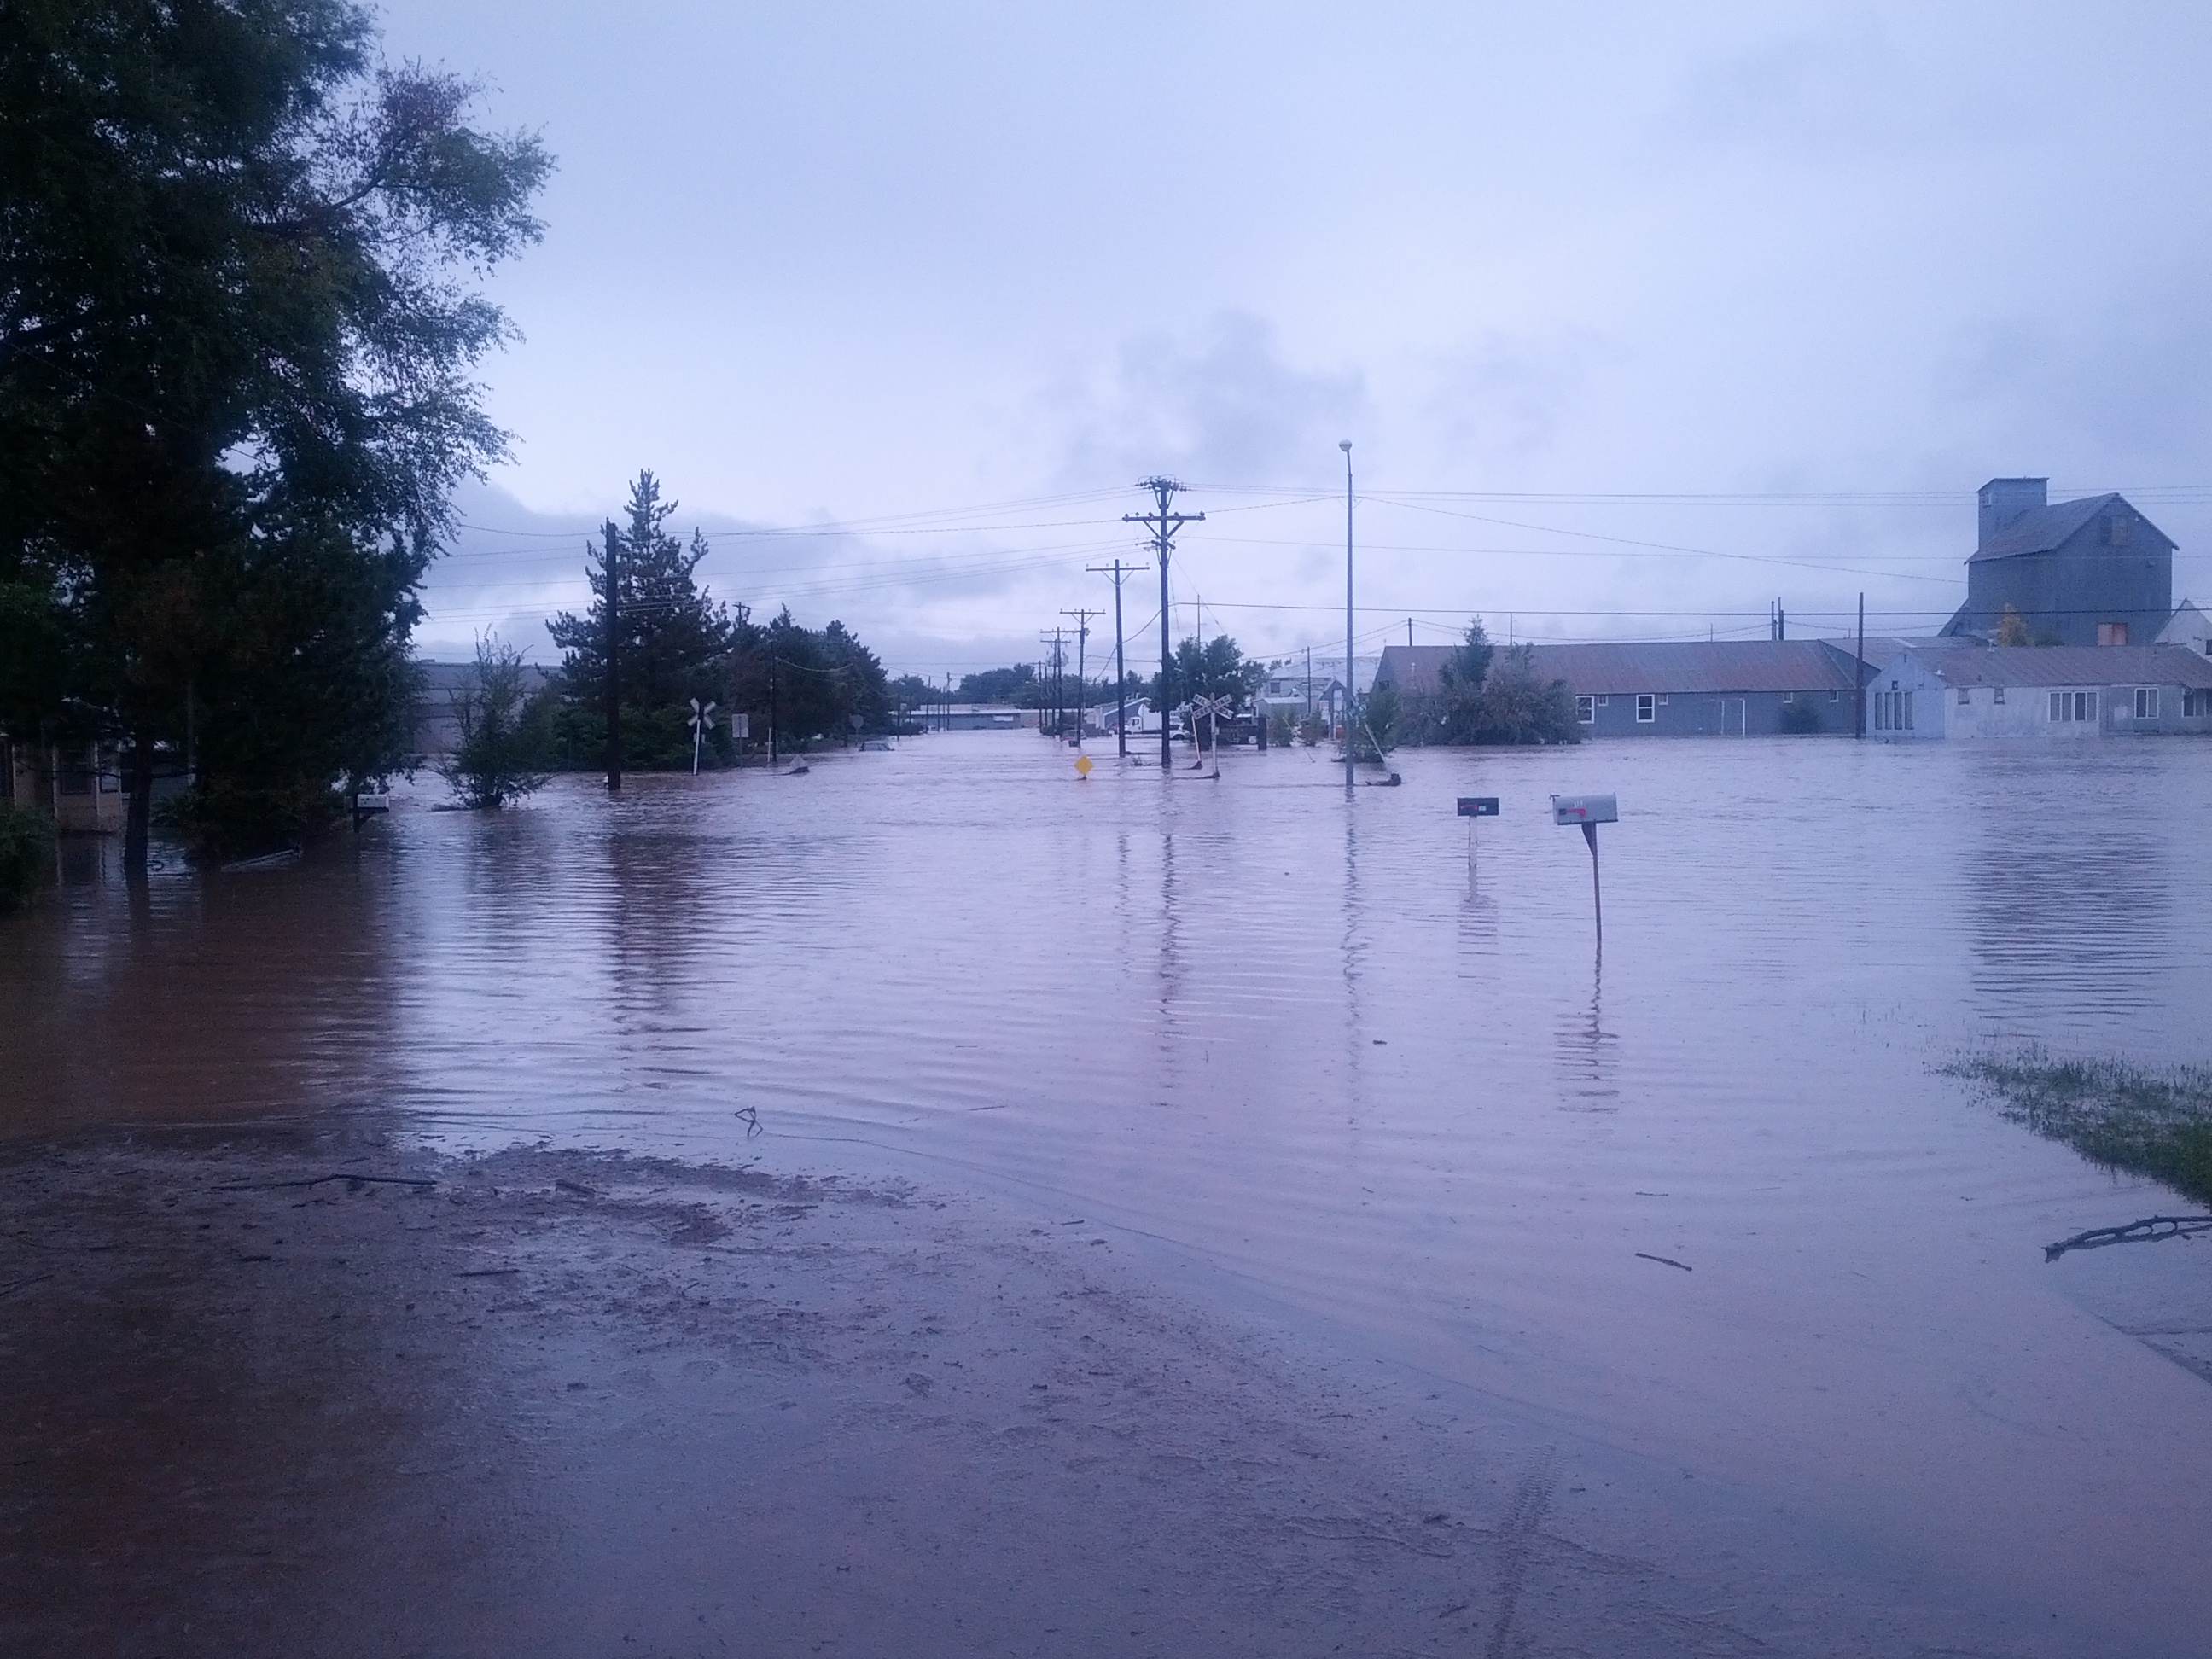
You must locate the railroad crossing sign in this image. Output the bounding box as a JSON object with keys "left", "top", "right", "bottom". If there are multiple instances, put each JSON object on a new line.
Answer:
{"left": 688, "top": 697, "right": 718, "bottom": 775}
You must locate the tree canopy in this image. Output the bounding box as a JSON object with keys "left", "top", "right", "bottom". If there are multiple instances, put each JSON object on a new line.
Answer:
{"left": 549, "top": 471, "right": 738, "bottom": 770}
{"left": 0, "top": 0, "right": 550, "bottom": 860}
{"left": 1151, "top": 634, "right": 1263, "bottom": 713}
{"left": 1399, "top": 620, "right": 1580, "bottom": 746}
{"left": 544, "top": 473, "right": 894, "bottom": 764}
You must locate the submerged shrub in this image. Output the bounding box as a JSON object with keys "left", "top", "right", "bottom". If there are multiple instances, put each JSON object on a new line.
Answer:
{"left": 0, "top": 801, "right": 57, "bottom": 911}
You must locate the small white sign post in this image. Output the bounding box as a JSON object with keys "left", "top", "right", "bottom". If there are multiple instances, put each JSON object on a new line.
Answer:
{"left": 688, "top": 697, "right": 718, "bottom": 775}
{"left": 1550, "top": 793, "right": 1618, "bottom": 945}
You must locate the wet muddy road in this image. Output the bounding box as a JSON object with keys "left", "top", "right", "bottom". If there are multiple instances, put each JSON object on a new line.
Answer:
{"left": 7, "top": 735, "right": 2212, "bottom": 1653}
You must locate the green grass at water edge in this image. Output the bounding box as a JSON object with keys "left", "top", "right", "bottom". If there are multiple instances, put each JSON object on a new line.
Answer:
{"left": 1946, "top": 1052, "right": 2212, "bottom": 1208}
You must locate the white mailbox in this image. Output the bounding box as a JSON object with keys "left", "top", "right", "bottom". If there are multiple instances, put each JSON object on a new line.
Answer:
{"left": 1550, "top": 793, "right": 1618, "bottom": 826}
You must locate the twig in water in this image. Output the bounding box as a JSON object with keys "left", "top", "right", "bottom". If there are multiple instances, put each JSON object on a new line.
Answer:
{"left": 1634, "top": 1252, "right": 1693, "bottom": 1272}
{"left": 457, "top": 1267, "right": 521, "bottom": 1278}
{"left": 735, "top": 1107, "right": 761, "bottom": 1137}
{"left": 2044, "top": 1215, "right": 2212, "bottom": 1262}
{"left": 1, "top": 1272, "right": 54, "bottom": 1297}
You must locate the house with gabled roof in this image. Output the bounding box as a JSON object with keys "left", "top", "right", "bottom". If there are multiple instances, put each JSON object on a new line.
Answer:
{"left": 1866, "top": 642, "right": 2212, "bottom": 740}
{"left": 2157, "top": 599, "right": 2210, "bottom": 658}
{"left": 1373, "top": 639, "right": 1871, "bottom": 737}
{"left": 1941, "top": 478, "right": 2175, "bottom": 647}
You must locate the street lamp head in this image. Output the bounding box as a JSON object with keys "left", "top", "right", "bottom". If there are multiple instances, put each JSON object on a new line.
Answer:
{"left": 1338, "top": 440, "right": 1352, "bottom": 453}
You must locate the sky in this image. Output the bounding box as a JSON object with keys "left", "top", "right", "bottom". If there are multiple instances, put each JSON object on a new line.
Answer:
{"left": 376, "top": 1, "right": 2212, "bottom": 679}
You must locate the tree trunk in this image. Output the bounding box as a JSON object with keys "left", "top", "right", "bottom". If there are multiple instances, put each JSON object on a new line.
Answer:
{"left": 124, "top": 731, "right": 154, "bottom": 877}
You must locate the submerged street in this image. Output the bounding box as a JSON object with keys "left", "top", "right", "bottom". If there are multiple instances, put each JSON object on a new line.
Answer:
{"left": 7, "top": 734, "right": 2212, "bottom": 1655}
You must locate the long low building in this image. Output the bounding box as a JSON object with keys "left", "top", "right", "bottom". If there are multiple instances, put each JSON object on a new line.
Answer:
{"left": 1866, "top": 643, "right": 2212, "bottom": 740}
{"left": 1374, "top": 639, "right": 1875, "bottom": 737}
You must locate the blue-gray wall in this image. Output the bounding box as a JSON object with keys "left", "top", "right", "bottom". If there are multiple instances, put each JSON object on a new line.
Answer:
{"left": 1963, "top": 509, "right": 2173, "bottom": 647}
{"left": 1575, "top": 687, "right": 1853, "bottom": 737}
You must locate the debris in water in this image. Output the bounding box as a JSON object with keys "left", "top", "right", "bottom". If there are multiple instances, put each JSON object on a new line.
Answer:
{"left": 2043, "top": 1214, "right": 2212, "bottom": 1262}
{"left": 1634, "top": 1252, "right": 1692, "bottom": 1272}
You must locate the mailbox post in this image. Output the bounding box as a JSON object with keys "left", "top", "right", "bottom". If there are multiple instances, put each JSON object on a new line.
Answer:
{"left": 1550, "top": 793, "right": 1618, "bottom": 944}
{"left": 1456, "top": 795, "right": 1499, "bottom": 882}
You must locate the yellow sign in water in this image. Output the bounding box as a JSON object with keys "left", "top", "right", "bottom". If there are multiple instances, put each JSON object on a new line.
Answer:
{"left": 1074, "top": 754, "right": 1093, "bottom": 778}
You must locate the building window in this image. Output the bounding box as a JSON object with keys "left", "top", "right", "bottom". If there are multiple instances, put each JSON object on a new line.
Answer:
{"left": 2135, "top": 687, "right": 2158, "bottom": 719}
{"left": 1782, "top": 690, "right": 1794, "bottom": 703}
{"left": 1956, "top": 686, "right": 1970, "bottom": 706}
{"left": 2098, "top": 622, "right": 2129, "bottom": 646}
{"left": 1575, "top": 695, "right": 1595, "bottom": 725}
{"left": 1873, "top": 690, "right": 1914, "bottom": 731}
{"left": 2106, "top": 515, "right": 2130, "bottom": 547}
{"left": 2185, "top": 688, "right": 2211, "bottom": 716}
{"left": 1903, "top": 691, "right": 1913, "bottom": 731}
{"left": 2047, "top": 690, "right": 2098, "bottom": 723}
{"left": 1596, "top": 695, "right": 1610, "bottom": 707}
{"left": 1828, "top": 690, "right": 1840, "bottom": 702}
{"left": 1656, "top": 693, "right": 1668, "bottom": 705}
{"left": 1635, "top": 694, "right": 1656, "bottom": 723}
{"left": 1994, "top": 686, "right": 2005, "bottom": 705}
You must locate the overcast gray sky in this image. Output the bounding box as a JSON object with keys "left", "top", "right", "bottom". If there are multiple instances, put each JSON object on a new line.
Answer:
{"left": 381, "top": 1, "right": 2212, "bottom": 678}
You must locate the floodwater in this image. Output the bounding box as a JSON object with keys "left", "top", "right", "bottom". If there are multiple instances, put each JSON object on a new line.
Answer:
{"left": 9, "top": 733, "right": 2212, "bottom": 1646}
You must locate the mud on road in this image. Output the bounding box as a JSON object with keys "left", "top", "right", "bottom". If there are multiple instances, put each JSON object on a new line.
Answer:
{"left": 4, "top": 1132, "right": 1895, "bottom": 1658}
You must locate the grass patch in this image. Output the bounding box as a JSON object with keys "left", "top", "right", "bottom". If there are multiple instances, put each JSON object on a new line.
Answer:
{"left": 1947, "top": 1051, "right": 2212, "bottom": 1208}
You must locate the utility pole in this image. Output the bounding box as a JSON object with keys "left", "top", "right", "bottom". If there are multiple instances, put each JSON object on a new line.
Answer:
{"left": 1125, "top": 478, "right": 1203, "bottom": 771}
{"left": 767, "top": 655, "right": 777, "bottom": 766}
{"left": 603, "top": 518, "right": 622, "bottom": 794}
{"left": 1340, "top": 442, "right": 1354, "bottom": 793}
{"left": 1855, "top": 592, "right": 1866, "bottom": 740}
{"left": 1086, "top": 559, "right": 1149, "bottom": 757}
{"left": 1061, "top": 608, "right": 1101, "bottom": 748}
{"left": 1040, "top": 629, "right": 1068, "bottom": 740}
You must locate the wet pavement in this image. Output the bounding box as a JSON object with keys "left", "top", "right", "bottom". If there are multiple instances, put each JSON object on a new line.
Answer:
{"left": 6, "top": 733, "right": 2212, "bottom": 1653}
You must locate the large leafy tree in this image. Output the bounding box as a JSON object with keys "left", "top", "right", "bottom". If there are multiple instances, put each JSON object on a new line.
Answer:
{"left": 0, "top": 0, "right": 550, "bottom": 862}
{"left": 1151, "top": 632, "right": 1263, "bottom": 713}
{"left": 549, "top": 470, "right": 740, "bottom": 770}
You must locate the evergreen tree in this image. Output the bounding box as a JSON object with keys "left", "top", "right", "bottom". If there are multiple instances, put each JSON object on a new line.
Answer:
{"left": 1402, "top": 619, "right": 1578, "bottom": 746}
{"left": 549, "top": 471, "right": 738, "bottom": 770}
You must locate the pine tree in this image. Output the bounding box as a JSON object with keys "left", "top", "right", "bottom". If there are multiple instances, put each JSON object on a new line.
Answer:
{"left": 549, "top": 472, "right": 739, "bottom": 770}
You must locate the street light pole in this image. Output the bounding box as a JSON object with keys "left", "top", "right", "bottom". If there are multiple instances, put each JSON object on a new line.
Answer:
{"left": 1340, "top": 440, "right": 1354, "bottom": 794}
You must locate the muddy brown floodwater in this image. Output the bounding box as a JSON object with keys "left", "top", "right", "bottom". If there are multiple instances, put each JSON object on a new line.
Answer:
{"left": 6, "top": 733, "right": 2212, "bottom": 1656}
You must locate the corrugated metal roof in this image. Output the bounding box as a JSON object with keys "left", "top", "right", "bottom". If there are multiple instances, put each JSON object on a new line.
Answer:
{"left": 1970, "top": 492, "right": 2174, "bottom": 562}
{"left": 1879, "top": 643, "right": 2212, "bottom": 688}
{"left": 1532, "top": 640, "right": 1865, "bottom": 695}
{"left": 1377, "top": 640, "right": 1871, "bottom": 696}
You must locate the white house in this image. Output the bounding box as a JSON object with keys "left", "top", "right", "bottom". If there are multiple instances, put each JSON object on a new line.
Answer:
{"left": 2158, "top": 599, "right": 2211, "bottom": 658}
{"left": 1866, "top": 643, "right": 2212, "bottom": 741}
